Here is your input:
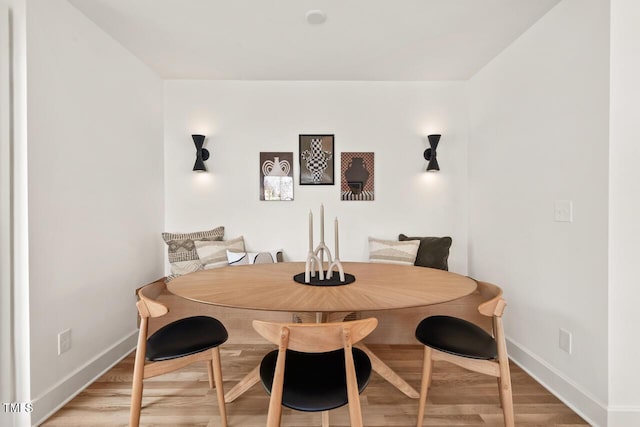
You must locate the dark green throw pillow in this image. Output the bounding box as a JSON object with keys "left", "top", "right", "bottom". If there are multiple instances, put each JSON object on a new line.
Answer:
{"left": 398, "top": 234, "right": 452, "bottom": 271}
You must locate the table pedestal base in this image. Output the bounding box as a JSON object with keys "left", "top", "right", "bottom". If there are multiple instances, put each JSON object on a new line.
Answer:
{"left": 355, "top": 343, "right": 420, "bottom": 399}
{"left": 224, "top": 365, "right": 261, "bottom": 403}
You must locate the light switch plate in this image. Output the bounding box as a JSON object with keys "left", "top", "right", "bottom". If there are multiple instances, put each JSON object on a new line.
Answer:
{"left": 554, "top": 200, "right": 573, "bottom": 222}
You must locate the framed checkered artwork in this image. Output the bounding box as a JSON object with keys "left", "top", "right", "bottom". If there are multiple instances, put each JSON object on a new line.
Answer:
{"left": 341, "top": 152, "right": 375, "bottom": 201}
{"left": 299, "top": 135, "right": 335, "bottom": 185}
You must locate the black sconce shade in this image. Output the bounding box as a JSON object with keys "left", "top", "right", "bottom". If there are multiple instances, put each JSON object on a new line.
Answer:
{"left": 192, "top": 134, "right": 210, "bottom": 171}
{"left": 423, "top": 134, "right": 441, "bottom": 172}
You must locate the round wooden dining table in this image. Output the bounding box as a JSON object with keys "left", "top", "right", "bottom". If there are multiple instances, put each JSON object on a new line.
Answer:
{"left": 168, "top": 261, "right": 477, "bottom": 402}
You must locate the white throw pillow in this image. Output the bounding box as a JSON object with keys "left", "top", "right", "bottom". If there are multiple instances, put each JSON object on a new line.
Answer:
{"left": 195, "top": 236, "right": 245, "bottom": 269}
{"left": 368, "top": 237, "right": 419, "bottom": 266}
{"left": 227, "top": 249, "right": 282, "bottom": 266}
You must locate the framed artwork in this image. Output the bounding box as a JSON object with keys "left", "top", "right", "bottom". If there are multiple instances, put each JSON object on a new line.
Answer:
{"left": 299, "top": 134, "right": 335, "bottom": 185}
{"left": 341, "top": 152, "right": 375, "bottom": 201}
{"left": 260, "top": 152, "right": 294, "bottom": 201}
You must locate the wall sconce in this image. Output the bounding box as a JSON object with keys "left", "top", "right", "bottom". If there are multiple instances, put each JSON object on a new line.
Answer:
{"left": 423, "top": 134, "right": 441, "bottom": 172}
{"left": 192, "top": 134, "right": 209, "bottom": 172}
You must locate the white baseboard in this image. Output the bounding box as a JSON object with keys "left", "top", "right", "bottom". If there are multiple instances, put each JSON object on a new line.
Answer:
{"left": 607, "top": 406, "right": 640, "bottom": 426}
{"left": 506, "top": 337, "right": 607, "bottom": 427}
{"left": 31, "top": 330, "right": 138, "bottom": 426}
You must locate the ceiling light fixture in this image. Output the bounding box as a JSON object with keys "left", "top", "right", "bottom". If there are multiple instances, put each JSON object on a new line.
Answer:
{"left": 306, "top": 10, "right": 327, "bottom": 25}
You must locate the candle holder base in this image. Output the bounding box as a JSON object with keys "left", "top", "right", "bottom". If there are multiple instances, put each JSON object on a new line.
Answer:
{"left": 293, "top": 272, "right": 355, "bottom": 287}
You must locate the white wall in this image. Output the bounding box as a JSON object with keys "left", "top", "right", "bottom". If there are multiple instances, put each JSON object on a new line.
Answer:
{"left": 25, "top": 0, "right": 164, "bottom": 423}
{"left": 164, "top": 80, "right": 469, "bottom": 272}
{"left": 608, "top": 0, "right": 640, "bottom": 425}
{"left": 468, "top": 0, "right": 609, "bottom": 425}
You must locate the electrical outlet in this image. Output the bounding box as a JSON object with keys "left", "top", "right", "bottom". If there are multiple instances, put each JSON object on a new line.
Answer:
{"left": 554, "top": 200, "right": 573, "bottom": 222}
{"left": 559, "top": 328, "right": 572, "bottom": 354}
{"left": 58, "top": 329, "right": 71, "bottom": 355}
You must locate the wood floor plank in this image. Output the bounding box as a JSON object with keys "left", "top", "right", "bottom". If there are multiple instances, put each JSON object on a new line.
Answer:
{"left": 41, "top": 344, "right": 589, "bottom": 427}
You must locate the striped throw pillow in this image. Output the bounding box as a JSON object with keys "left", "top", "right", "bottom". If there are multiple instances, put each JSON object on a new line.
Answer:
{"left": 368, "top": 237, "right": 419, "bottom": 266}
{"left": 195, "top": 236, "right": 246, "bottom": 269}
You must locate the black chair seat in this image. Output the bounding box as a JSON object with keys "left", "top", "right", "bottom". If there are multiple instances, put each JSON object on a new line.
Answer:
{"left": 415, "top": 315, "right": 497, "bottom": 360}
{"left": 146, "top": 316, "right": 228, "bottom": 362}
{"left": 259, "top": 348, "right": 371, "bottom": 412}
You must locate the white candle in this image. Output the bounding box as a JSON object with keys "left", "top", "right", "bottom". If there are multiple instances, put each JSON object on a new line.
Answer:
{"left": 309, "top": 211, "right": 313, "bottom": 251}
{"left": 334, "top": 217, "right": 339, "bottom": 259}
{"left": 320, "top": 204, "right": 325, "bottom": 242}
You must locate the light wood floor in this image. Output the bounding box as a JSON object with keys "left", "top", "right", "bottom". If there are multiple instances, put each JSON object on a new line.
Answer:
{"left": 42, "top": 344, "right": 589, "bottom": 427}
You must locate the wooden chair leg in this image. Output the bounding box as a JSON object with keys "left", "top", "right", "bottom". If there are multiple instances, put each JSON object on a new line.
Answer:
{"left": 322, "top": 410, "right": 330, "bottom": 427}
{"left": 497, "top": 377, "right": 503, "bottom": 408}
{"left": 207, "top": 360, "right": 215, "bottom": 389}
{"left": 266, "top": 398, "right": 283, "bottom": 427}
{"left": 347, "top": 398, "right": 363, "bottom": 427}
{"left": 129, "top": 349, "right": 146, "bottom": 427}
{"left": 211, "top": 347, "right": 228, "bottom": 427}
{"left": 416, "top": 346, "right": 433, "bottom": 427}
{"left": 495, "top": 315, "right": 514, "bottom": 427}
{"left": 498, "top": 358, "right": 514, "bottom": 427}
{"left": 266, "top": 343, "right": 288, "bottom": 427}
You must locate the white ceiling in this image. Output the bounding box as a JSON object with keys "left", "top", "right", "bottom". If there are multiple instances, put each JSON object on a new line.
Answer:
{"left": 68, "top": 0, "right": 561, "bottom": 81}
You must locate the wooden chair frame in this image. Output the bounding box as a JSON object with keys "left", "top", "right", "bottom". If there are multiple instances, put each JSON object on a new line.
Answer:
{"left": 130, "top": 280, "right": 227, "bottom": 427}
{"left": 416, "top": 281, "right": 514, "bottom": 427}
{"left": 253, "top": 318, "right": 378, "bottom": 427}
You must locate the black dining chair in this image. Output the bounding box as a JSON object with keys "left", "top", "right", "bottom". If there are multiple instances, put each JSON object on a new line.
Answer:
{"left": 415, "top": 280, "right": 514, "bottom": 427}
{"left": 253, "top": 318, "right": 378, "bottom": 427}
{"left": 130, "top": 280, "right": 228, "bottom": 427}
